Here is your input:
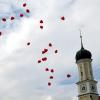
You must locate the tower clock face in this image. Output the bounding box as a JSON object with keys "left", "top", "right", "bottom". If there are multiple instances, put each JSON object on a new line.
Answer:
{"left": 80, "top": 84, "right": 87, "bottom": 93}
{"left": 90, "top": 84, "right": 96, "bottom": 92}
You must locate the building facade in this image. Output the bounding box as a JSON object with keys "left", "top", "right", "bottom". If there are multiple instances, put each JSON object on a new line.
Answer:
{"left": 75, "top": 35, "right": 99, "bottom": 100}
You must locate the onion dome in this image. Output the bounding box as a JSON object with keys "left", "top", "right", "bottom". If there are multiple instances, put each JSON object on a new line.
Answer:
{"left": 75, "top": 31, "right": 92, "bottom": 62}
{"left": 75, "top": 47, "right": 92, "bottom": 62}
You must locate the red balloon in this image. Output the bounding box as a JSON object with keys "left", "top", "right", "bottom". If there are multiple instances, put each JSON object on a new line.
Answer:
{"left": 45, "top": 68, "right": 49, "bottom": 71}
{"left": 48, "top": 82, "right": 51, "bottom": 86}
{"left": 51, "top": 69, "right": 54, "bottom": 73}
{"left": 40, "top": 20, "right": 43, "bottom": 23}
{"left": 67, "top": 74, "right": 71, "bottom": 78}
{"left": 42, "top": 49, "right": 48, "bottom": 54}
{"left": 50, "top": 76, "right": 53, "bottom": 79}
{"left": 11, "top": 16, "right": 15, "bottom": 20}
{"left": 61, "top": 16, "right": 65, "bottom": 20}
{"left": 44, "top": 49, "right": 48, "bottom": 52}
{"left": 42, "top": 57, "right": 47, "bottom": 61}
{"left": 55, "top": 50, "right": 58, "bottom": 53}
{"left": 2, "top": 18, "right": 6, "bottom": 22}
{"left": 48, "top": 43, "right": 52, "bottom": 47}
{"left": 42, "top": 50, "right": 45, "bottom": 54}
{"left": 26, "top": 9, "right": 30, "bottom": 13}
{"left": 20, "top": 14, "right": 24, "bottom": 17}
{"left": 23, "top": 3, "right": 27, "bottom": 7}
{"left": 27, "top": 42, "right": 30, "bottom": 45}
{"left": 38, "top": 60, "right": 41, "bottom": 63}
{"left": 0, "top": 32, "right": 2, "bottom": 36}
{"left": 40, "top": 26, "right": 43, "bottom": 29}
{"left": 42, "top": 51, "right": 45, "bottom": 54}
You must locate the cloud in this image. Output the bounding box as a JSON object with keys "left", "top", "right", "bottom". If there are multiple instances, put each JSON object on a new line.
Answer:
{"left": 46, "top": 96, "right": 52, "bottom": 100}
{"left": 72, "top": 97, "right": 78, "bottom": 100}
{"left": 0, "top": 0, "right": 100, "bottom": 100}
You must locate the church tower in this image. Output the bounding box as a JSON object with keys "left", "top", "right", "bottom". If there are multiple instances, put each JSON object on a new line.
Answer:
{"left": 75, "top": 32, "right": 99, "bottom": 100}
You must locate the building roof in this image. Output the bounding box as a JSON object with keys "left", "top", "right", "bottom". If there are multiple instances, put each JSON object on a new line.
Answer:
{"left": 75, "top": 47, "right": 92, "bottom": 62}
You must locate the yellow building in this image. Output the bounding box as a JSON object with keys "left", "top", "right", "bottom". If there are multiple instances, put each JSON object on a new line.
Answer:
{"left": 75, "top": 34, "right": 99, "bottom": 100}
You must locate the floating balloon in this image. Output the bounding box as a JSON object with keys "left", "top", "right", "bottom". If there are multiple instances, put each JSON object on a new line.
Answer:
{"left": 42, "top": 51, "right": 45, "bottom": 54}
{"left": 38, "top": 60, "right": 41, "bottom": 63}
{"left": 40, "top": 20, "right": 43, "bottom": 23}
{"left": 45, "top": 68, "right": 49, "bottom": 71}
{"left": 67, "top": 74, "right": 71, "bottom": 78}
{"left": 26, "top": 9, "right": 30, "bottom": 13}
{"left": 27, "top": 42, "right": 30, "bottom": 45}
{"left": 23, "top": 3, "right": 27, "bottom": 7}
{"left": 51, "top": 69, "right": 54, "bottom": 73}
{"left": 42, "top": 49, "right": 48, "bottom": 54}
{"left": 10, "top": 16, "right": 15, "bottom": 20}
{"left": 48, "top": 43, "right": 52, "bottom": 47}
{"left": 55, "top": 50, "right": 58, "bottom": 53}
{"left": 0, "top": 32, "right": 2, "bottom": 36}
{"left": 20, "top": 14, "right": 24, "bottom": 17}
{"left": 40, "top": 26, "right": 43, "bottom": 29}
{"left": 61, "top": 16, "right": 65, "bottom": 20}
{"left": 48, "top": 82, "right": 51, "bottom": 86}
{"left": 50, "top": 76, "right": 53, "bottom": 79}
{"left": 42, "top": 57, "right": 47, "bottom": 61}
{"left": 2, "top": 18, "right": 6, "bottom": 22}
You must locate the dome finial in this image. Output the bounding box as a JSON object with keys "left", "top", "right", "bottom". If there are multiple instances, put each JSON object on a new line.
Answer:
{"left": 79, "top": 29, "right": 84, "bottom": 49}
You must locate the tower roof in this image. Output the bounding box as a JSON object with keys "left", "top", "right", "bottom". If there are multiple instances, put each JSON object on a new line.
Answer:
{"left": 75, "top": 30, "right": 92, "bottom": 62}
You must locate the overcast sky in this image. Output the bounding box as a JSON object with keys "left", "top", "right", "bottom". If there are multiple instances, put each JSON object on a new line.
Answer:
{"left": 0, "top": 0, "right": 100, "bottom": 100}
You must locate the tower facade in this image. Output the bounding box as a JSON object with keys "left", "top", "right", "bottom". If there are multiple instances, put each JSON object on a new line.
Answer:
{"left": 75, "top": 34, "right": 99, "bottom": 100}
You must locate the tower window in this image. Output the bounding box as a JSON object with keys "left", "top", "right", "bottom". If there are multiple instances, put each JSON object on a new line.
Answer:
{"left": 81, "top": 72, "right": 83, "bottom": 76}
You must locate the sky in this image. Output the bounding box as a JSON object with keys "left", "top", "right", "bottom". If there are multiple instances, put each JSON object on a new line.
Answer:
{"left": 0, "top": 0, "right": 100, "bottom": 100}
